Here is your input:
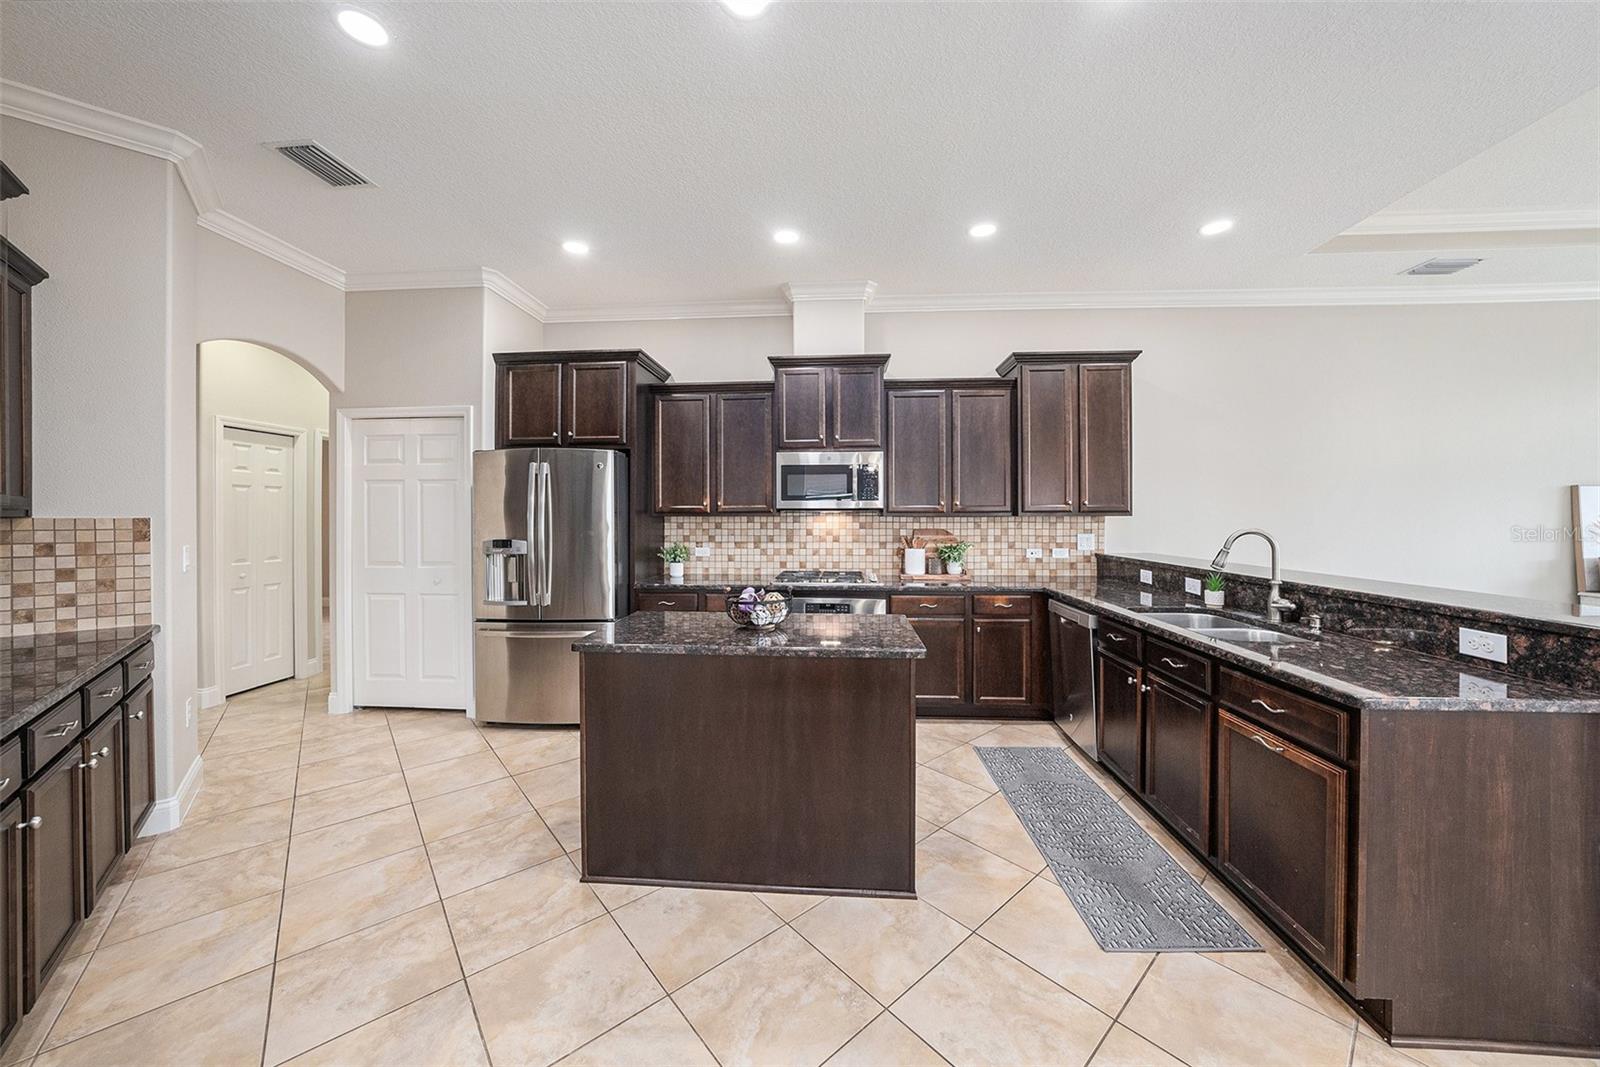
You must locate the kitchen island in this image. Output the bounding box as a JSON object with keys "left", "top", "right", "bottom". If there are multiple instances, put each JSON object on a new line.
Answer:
{"left": 573, "top": 611, "right": 925, "bottom": 897}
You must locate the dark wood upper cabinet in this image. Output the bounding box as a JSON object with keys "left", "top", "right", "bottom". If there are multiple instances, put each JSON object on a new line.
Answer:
{"left": 1, "top": 164, "right": 48, "bottom": 520}
{"left": 886, "top": 381, "right": 1013, "bottom": 515}
{"left": 652, "top": 392, "right": 712, "bottom": 514}
{"left": 951, "top": 387, "right": 1014, "bottom": 514}
{"left": 494, "top": 350, "right": 669, "bottom": 449}
{"left": 22, "top": 754, "right": 82, "bottom": 1006}
{"left": 770, "top": 356, "right": 887, "bottom": 450}
{"left": 713, "top": 390, "right": 773, "bottom": 513}
{"left": 998, "top": 351, "right": 1137, "bottom": 516}
{"left": 1141, "top": 676, "right": 1211, "bottom": 853}
{"left": 884, "top": 389, "right": 948, "bottom": 513}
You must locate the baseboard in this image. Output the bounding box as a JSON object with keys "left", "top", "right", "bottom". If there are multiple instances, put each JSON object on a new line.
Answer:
{"left": 139, "top": 754, "right": 204, "bottom": 837}
{"left": 326, "top": 689, "right": 351, "bottom": 715}
{"left": 197, "top": 685, "right": 224, "bottom": 710}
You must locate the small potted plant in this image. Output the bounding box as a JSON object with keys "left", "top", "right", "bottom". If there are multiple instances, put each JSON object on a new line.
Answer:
{"left": 935, "top": 541, "right": 974, "bottom": 577}
{"left": 659, "top": 542, "right": 689, "bottom": 580}
{"left": 1203, "top": 571, "right": 1226, "bottom": 608}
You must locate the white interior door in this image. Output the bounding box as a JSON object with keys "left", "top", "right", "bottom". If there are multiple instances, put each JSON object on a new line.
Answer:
{"left": 350, "top": 416, "right": 469, "bottom": 709}
{"left": 222, "top": 426, "right": 295, "bottom": 696}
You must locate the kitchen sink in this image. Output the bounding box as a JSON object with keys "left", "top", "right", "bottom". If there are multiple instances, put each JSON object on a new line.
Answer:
{"left": 1142, "top": 612, "right": 1245, "bottom": 629}
{"left": 1141, "top": 612, "right": 1310, "bottom": 646}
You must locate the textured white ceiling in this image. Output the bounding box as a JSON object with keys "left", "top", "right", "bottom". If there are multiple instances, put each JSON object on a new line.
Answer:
{"left": 1, "top": 1, "right": 1596, "bottom": 309}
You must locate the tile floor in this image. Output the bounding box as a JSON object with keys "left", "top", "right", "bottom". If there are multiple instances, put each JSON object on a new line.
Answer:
{"left": 3, "top": 677, "right": 1595, "bottom": 1067}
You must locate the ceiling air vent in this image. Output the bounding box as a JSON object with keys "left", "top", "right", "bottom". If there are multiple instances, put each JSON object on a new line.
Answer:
{"left": 1402, "top": 257, "right": 1483, "bottom": 276}
{"left": 268, "top": 141, "right": 372, "bottom": 187}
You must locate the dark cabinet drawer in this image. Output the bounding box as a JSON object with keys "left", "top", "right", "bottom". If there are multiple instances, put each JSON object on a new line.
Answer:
{"left": 639, "top": 591, "right": 700, "bottom": 612}
{"left": 703, "top": 594, "right": 729, "bottom": 613}
{"left": 24, "top": 695, "right": 83, "bottom": 777}
{"left": 0, "top": 740, "right": 19, "bottom": 806}
{"left": 123, "top": 642, "right": 155, "bottom": 695}
{"left": 973, "top": 594, "right": 1030, "bottom": 618}
{"left": 1144, "top": 636, "right": 1213, "bottom": 695}
{"left": 890, "top": 595, "right": 966, "bottom": 617}
{"left": 1096, "top": 619, "right": 1142, "bottom": 660}
{"left": 1218, "top": 668, "right": 1348, "bottom": 762}
{"left": 84, "top": 664, "right": 125, "bottom": 726}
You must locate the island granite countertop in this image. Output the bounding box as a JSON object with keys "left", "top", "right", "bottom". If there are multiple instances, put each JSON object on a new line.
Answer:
{"left": 0, "top": 625, "right": 160, "bottom": 739}
{"left": 574, "top": 611, "right": 926, "bottom": 659}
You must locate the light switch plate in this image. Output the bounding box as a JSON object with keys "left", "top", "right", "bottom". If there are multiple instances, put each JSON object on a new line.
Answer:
{"left": 1051, "top": 547, "right": 1070, "bottom": 559}
{"left": 1458, "top": 673, "right": 1508, "bottom": 700}
{"left": 181, "top": 545, "right": 192, "bottom": 573}
{"left": 184, "top": 697, "right": 193, "bottom": 728}
{"left": 1458, "top": 626, "right": 1508, "bottom": 664}
{"left": 1025, "top": 547, "right": 1044, "bottom": 560}
{"left": 693, "top": 545, "right": 711, "bottom": 558}
{"left": 1077, "top": 533, "right": 1096, "bottom": 552}
{"left": 1184, "top": 577, "right": 1202, "bottom": 596}
{"left": 1139, "top": 569, "right": 1153, "bottom": 585}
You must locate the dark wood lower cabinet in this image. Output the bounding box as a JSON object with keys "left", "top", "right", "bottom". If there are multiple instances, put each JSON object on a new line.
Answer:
{"left": 972, "top": 618, "right": 1030, "bottom": 707}
{"left": 907, "top": 617, "right": 966, "bottom": 705}
{"left": 81, "top": 714, "right": 125, "bottom": 912}
{"left": 1096, "top": 653, "right": 1142, "bottom": 790}
{"left": 22, "top": 755, "right": 82, "bottom": 1006}
{"left": 1140, "top": 677, "right": 1211, "bottom": 852}
{"left": 1215, "top": 709, "right": 1347, "bottom": 977}
{"left": 0, "top": 798, "right": 19, "bottom": 1045}
{"left": 123, "top": 680, "right": 155, "bottom": 840}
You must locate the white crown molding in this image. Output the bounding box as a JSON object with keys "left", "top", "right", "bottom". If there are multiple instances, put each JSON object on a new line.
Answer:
{"left": 782, "top": 281, "right": 878, "bottom": 303}
{"left": 345, "top": 268, "right": 549, "bottom": 320}
{"left": 542, "top": 299, "right": 791, "bottom": 323}
{"left": 481, "top": 269, "right": 550, "bottom": 322}
{"left": 197, "top": 210, "right": 346, "bottom": 290}
{"left": 0, "top": 78, "right": 221, "bottom": 215}
{"left": 1345, "top": 208, "right": 1600, "bottom": 236}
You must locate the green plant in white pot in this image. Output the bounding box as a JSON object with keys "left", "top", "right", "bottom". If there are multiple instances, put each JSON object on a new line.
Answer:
{"left": 659, "top": 542, "right": 690, "bottom": 580}
{"left": 1203, "top": 571, "right": 1226, "bottom": 608}
{"left": 936, "top": 541, "right": 974, "bottom": 576}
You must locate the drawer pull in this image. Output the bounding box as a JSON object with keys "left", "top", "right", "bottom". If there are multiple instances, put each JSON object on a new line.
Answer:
{"left": 79, "top": 756, "right": 100, "bottom": 771}
{"left": 14, "top": 816, "right": 42, "bottom": 832}
{"left": 97, "top": 686, "right": 123, "bottom": 700}
{"left": 1106, "top": 633, "right": 1127, "bottom": 643}
{"left": 0, "top": 777, "right": 10, "bottom": 791}
{"left": 994, "top": 600, "right": 1013, "bottom": 608}
{"left": 132, "top": 660, "right": 153, "bottom": 671}
{"left": 918, "top": 602, "right": 940, "bottom": 609}
{"left": 1251, "top": 733, "right": 1286, "bottom": 754}
{"left": 1250, "top": 698, "right": 1288, "bottom": 716}
{"left": 655, "top": 601, "right": 679, "bottom": 606}
{"left": 44, "top": 719, "right": 80, "bottom": 739}
{"left": 1160, "top": 657, "right": 1189, "bottom": 669}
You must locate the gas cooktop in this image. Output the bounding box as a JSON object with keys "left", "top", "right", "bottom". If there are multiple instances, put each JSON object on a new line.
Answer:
{"left": 773, "top": 569, "right": 878, "bottom": 585}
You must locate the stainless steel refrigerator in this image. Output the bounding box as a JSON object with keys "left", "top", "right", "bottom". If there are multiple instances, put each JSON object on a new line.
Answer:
{"left": 473, "top": 448, "right": 628, "bottom": 725}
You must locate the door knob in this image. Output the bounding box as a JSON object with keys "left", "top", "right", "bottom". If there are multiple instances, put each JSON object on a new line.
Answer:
{"left": 433, "top": 578, "right": 442, "bottom": 586}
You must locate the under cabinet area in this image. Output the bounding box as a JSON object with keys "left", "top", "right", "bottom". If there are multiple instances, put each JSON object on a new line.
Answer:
{"left": 770, "top": 355, "right": 887, "bottom": 450}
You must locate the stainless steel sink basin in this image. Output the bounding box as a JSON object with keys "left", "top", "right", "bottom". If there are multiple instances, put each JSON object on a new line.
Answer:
{"left": 1142, "top": 612, "right": 1243, "bottom": 629}
{"left": 1200, "top": 627, "right": 1308, "bottom": 646}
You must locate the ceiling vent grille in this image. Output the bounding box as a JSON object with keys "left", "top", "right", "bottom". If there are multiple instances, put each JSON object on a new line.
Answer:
{"left": 268, "top": 141, "right": 372, "bottom": 187}
{"left": 1402, "top": 257, "right": 1483, "bottom": 276}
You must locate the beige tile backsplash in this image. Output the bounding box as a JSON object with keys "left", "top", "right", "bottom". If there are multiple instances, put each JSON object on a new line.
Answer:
{"left": 661, "top": 513, "right": 1104, "bottom": 581}
{"left": 0, "top": 517, "right": 153, "bottom": 638}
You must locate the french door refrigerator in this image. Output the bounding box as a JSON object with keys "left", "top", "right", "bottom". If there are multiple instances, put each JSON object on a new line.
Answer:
{"left": 472, "top": 447, "right": 628, "bottom": 725}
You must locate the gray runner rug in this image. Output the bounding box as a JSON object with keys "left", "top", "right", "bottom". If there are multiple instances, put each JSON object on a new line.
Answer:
{"left": 975, "top": 746, "right": 1259, "bottom": 953}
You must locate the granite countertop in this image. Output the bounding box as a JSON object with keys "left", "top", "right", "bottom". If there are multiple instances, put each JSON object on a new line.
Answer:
{"left": 636, "top": 573, "right": 1052, "bottom": 595}
{"left": 574, "top": 611, "right": 927, "bottom": 660}
{"left": 0, "top": 625, "right": 160, "bottom": 739}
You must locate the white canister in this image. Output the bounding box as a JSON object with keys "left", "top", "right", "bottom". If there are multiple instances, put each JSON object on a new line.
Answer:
{"left": 668, "top": 561, "right": 685, "bottom": 579}
{"left": 903, "top": 547, "right": 927, "bottom": 576}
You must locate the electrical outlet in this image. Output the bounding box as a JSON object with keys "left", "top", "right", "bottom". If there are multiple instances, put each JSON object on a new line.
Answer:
{"left": 1458, "top": 673, "right": 1508, "bottom": 700}
{"left": 1458, "top": 626, "right": 1508, "bottom": 664}
{"left": 181, "top": 545, "right": 192, "bottom": 573}
{"left": 1077, "top": 533, "right": 1096, "bottom": 552}
{"left": 1024, "top": 547, "right": 1044, "bottom": 560}
{"left": 692, "top": 545, "right": 711, "bottom": 558}
{"left": 1139, "top": 591, "right": 1154, "bottom": 607}
{"left": 184, "top": 697, "right": 193, "bottom": 728}
{"left": 1184, "top": 577, "right": 1202, "bottom": 596}
{"left": 1139, "top": 569, "right": 1153, "bottom": 585}
{"left": 1051, "top": 547, "right": 1070, "bottom": 559}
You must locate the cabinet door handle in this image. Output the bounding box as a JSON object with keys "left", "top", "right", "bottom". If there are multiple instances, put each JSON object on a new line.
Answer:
{"left": 96, "top": 686, "right": 122, "bottom": 700}
{"left": 0, "top": 777, "right": 10, "bottom": 791}
{"left": 1106, "top": 633, "right": 1127, "bottom": 643}
{"left": 14, "top": 816, "right": 42, "bottom": 832}
{"left": 1140, "top": 684, "right": 1152, "bottom": 693}
{"left": 95, "top": 746, "right": 110, "bottom": 759}
{"left": 1125, "top": 676, "right": 1136, "bottom": 686}
{"left": 132, "top": 659, "right": 153, "bottom": 671}
{"left": 1251, "top": 733, "right": 1286, "bottom": 753}
{"left": 44, "top": 719, "right": 80, "bottom": 739}
{"left": 1160, "top": 657, "right": 1188, "bottom": 669}
{"left": 131, "top": 709, "right": 146, "bottom": 721}
{"left": 1250, "top": 698, "right": 1288, "bottom": 716}
{"left": 974, "top": 626, "right": 981, "bottom": 633}
{"left": 79, "top": 757, "right": 100, "bottom": 770}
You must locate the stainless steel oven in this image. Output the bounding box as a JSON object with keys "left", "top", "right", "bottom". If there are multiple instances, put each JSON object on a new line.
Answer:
{"left": 775, "top": 450, "right": 883, "bottom": 510}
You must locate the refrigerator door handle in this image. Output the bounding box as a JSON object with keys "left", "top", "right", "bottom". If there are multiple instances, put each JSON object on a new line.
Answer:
{"left": 538, "top": 461, "right": 555, "bottom": 606}
{"left": 527, "top": 459, "right": 543, "bottom": 608}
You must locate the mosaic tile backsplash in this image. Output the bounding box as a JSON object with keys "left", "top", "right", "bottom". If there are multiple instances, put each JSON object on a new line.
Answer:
{"left": 0, "top": 518, "right": 153, "bottom": 638}
{"left": 661, "top": 513, "right": 1105, "bottom": 581}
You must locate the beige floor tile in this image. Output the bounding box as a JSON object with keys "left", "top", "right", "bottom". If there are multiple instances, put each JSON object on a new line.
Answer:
{"left": 413, "top": 776, "right": 531, "bottom": 843}
{"left": 295, "top": 745, "right": 401, "bottom": 795}
{"left": 493, "top": 728, "right": 580, "bottom": 773}
{"left": 282, "top": 982, "right": 489, "bottom": 1067}
{"left": 106, "top": 838, "right": 154, "bottom": 888}
{"left": 611, "top": 887, "right": 783, "bottom": 992}
{"left": 793, "top": 896, "right": 968, "bottom": 1005}
{"left": 923, "top": 743, "right": 1001, "bottom": 792}
{"left": 675, "top": 926, "right": 879, "bottom": 1067}
{"left": 515, "top": 758, "right": 581, "bottom": 807}
{"left": 444, "top": 854, "right": 606, "bottom": 974}
{"left": 1205, "top": 940, "right": 1356, "bottom": 1025}
{"left": 139, "top": 799, "right": 293, "bottom": 876}
{"left": 0, "top": 954, "right": 88, "bottom": 1065}
{"left": 977, "top": 876, "right": 1152, "bottom": 1016}
{"left": 971, "top": 721, "right": 1069, "bottom": 748}
{"left": 203, "top": 721, "right": 304, "bottom": 756}
{"left": 540, "top": 795, "right": 582, "bottom": 852}
{"left": 755, "top": 891, "right": 827, "bottom": 922}
{"left": 469, "top": 915, "right": 664, "bottom": 1067}
{"left": 278, "top": 846, "right": 439, "bottom": 957}
{"left": 914, "top": 815, "right": 939, "bottom": 841}
{"left": 914, "top": 830, "right": 1032, "bottom": 929}
{"left": 62, "top": 880, "right": 128, "bottom": 960}
{"left": 215, "top": 740, "right": 302, "bottom": 776}
{"left": 427, "top": 810, "right": 563, "bottom": 897}
{"left": 1088, "top": 1023, "right": 1188, "bottom": 1067}
{"left": 915, "top": 765, "right": 991, "bottom": 827}
{"left": 403, "top": 750, "right": 507, "bottom": 801}
{"left": 824, "top": 1012, "right": 946, "bottom": 1067}
{"left": 34, "top": 968, "right": 272, "bottom": 1067}
{"left": 386, "top": 709, "right": 477, "bottom": 745}
{"left": 185, "top": 766, "right": 298, "bottom": 822}
{"left": 297, "top": 728, "right": 392, "bottom": 765}
{"left": 915, "top": 728, "right": 964, "bottom": 765}
{"left": 944, "top": 792, "right": 1046, "bottom": 872}
{"left": 1119, "top": 953, "right": 1356, "bottom": 1067}
{"left": 285, "top": 804, "right": 421, "bottom": 885}
{"left": 572, "top": 849, "right": 658, "bottom": 910}
{"left": 918, "top": 720, "right": 999, "bottom": 747}
{"left": 104, "top": 840, "right": 287, "bottom": 947}
{"left": 47, "top": 893, "right": 280, "bottom": 1048}
{"left": 895, "top": 936, "right": 1111, "bottom": 1067}
{"left": 556, "top": 997, "right": 716, "bottom": 1067}
{"left": 1352, "top": 1036, "right": 1429, "bottom": 1067}
{"left": 291, "top": 772, "right": 412, "bottom": 834}
{"left": 395, "top": 728, "right": 489, "bottom": 769}
{"left": 264, "top": 902, "right": 462, "bottom": 1066}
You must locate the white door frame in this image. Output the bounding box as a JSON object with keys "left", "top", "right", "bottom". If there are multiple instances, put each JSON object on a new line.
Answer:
{"left": 208, "top": 416, "right": 316, "bottom": 699}
{"left": 330, "top": 405, "right": 475, "bottom": 717}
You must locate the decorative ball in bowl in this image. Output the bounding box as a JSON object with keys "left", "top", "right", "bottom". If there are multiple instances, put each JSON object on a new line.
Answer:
{"left": 727, "top": 588, "right": 791, "bottom": 631}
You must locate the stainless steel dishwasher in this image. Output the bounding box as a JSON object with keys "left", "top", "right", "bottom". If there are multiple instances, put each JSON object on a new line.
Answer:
{"left": 1048, "top": 601, "right": 1099, "bottom": 759}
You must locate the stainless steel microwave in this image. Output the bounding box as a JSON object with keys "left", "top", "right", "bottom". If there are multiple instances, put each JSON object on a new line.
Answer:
{"left": 775, "top": 450, "right": 883, "bottom": 510}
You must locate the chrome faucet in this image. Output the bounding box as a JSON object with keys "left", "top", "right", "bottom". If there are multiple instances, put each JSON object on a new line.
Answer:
{"left": 1211, "top": 528, "right": 1296, "bottom": 624}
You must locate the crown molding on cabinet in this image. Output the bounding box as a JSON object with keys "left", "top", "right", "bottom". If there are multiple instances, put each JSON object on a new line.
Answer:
{"left": 782, "top": 280, "right": 879, "bottom": 303}
{"left": 197, "top": 210, "right": 347, "bottom": 290}
{"left": 1344, "top": 208, "right": 1600, "bottom": 236}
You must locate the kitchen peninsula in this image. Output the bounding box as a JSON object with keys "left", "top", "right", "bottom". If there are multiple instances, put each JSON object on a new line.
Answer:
{"left": 573, "top": 611, "right": 925, "bottom": 896}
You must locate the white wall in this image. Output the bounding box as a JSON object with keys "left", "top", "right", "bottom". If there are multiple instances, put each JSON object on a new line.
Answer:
{"left": 548, "top": 301, "right": 1600, "bottom": 603}
{"left": 197, "top": 340, "right": 330, "bottom": 701}
{"left": 483, "top": 290, "right": 544, "bottom": 447}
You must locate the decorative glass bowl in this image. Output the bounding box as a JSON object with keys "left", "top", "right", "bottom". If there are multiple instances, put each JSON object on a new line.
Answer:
{"left": 726, "top": 590, "right": 791, "bottom": 631}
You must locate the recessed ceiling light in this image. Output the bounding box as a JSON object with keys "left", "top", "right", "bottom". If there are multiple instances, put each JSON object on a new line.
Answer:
{"left": 1198, "top": 217, "right": 1234, "bottom": 237}
{"left": 969, "top": 221, "right": 998, "bottom": 239}
{"left": 336, "top": 8, "right": 389, "bottom": 47}
{"left": 772, "top": 228, "right": 800, "bottom": 245}
{"left": 562, "top": 240, "right": 590, "bottom": 256}
{"left": 720, "top": 0, "right": 773, "bottom": 19}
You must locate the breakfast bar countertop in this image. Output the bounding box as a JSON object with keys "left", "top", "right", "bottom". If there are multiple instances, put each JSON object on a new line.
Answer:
{"left": 573, "top": 611, "right": 926, "bottom": 659}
